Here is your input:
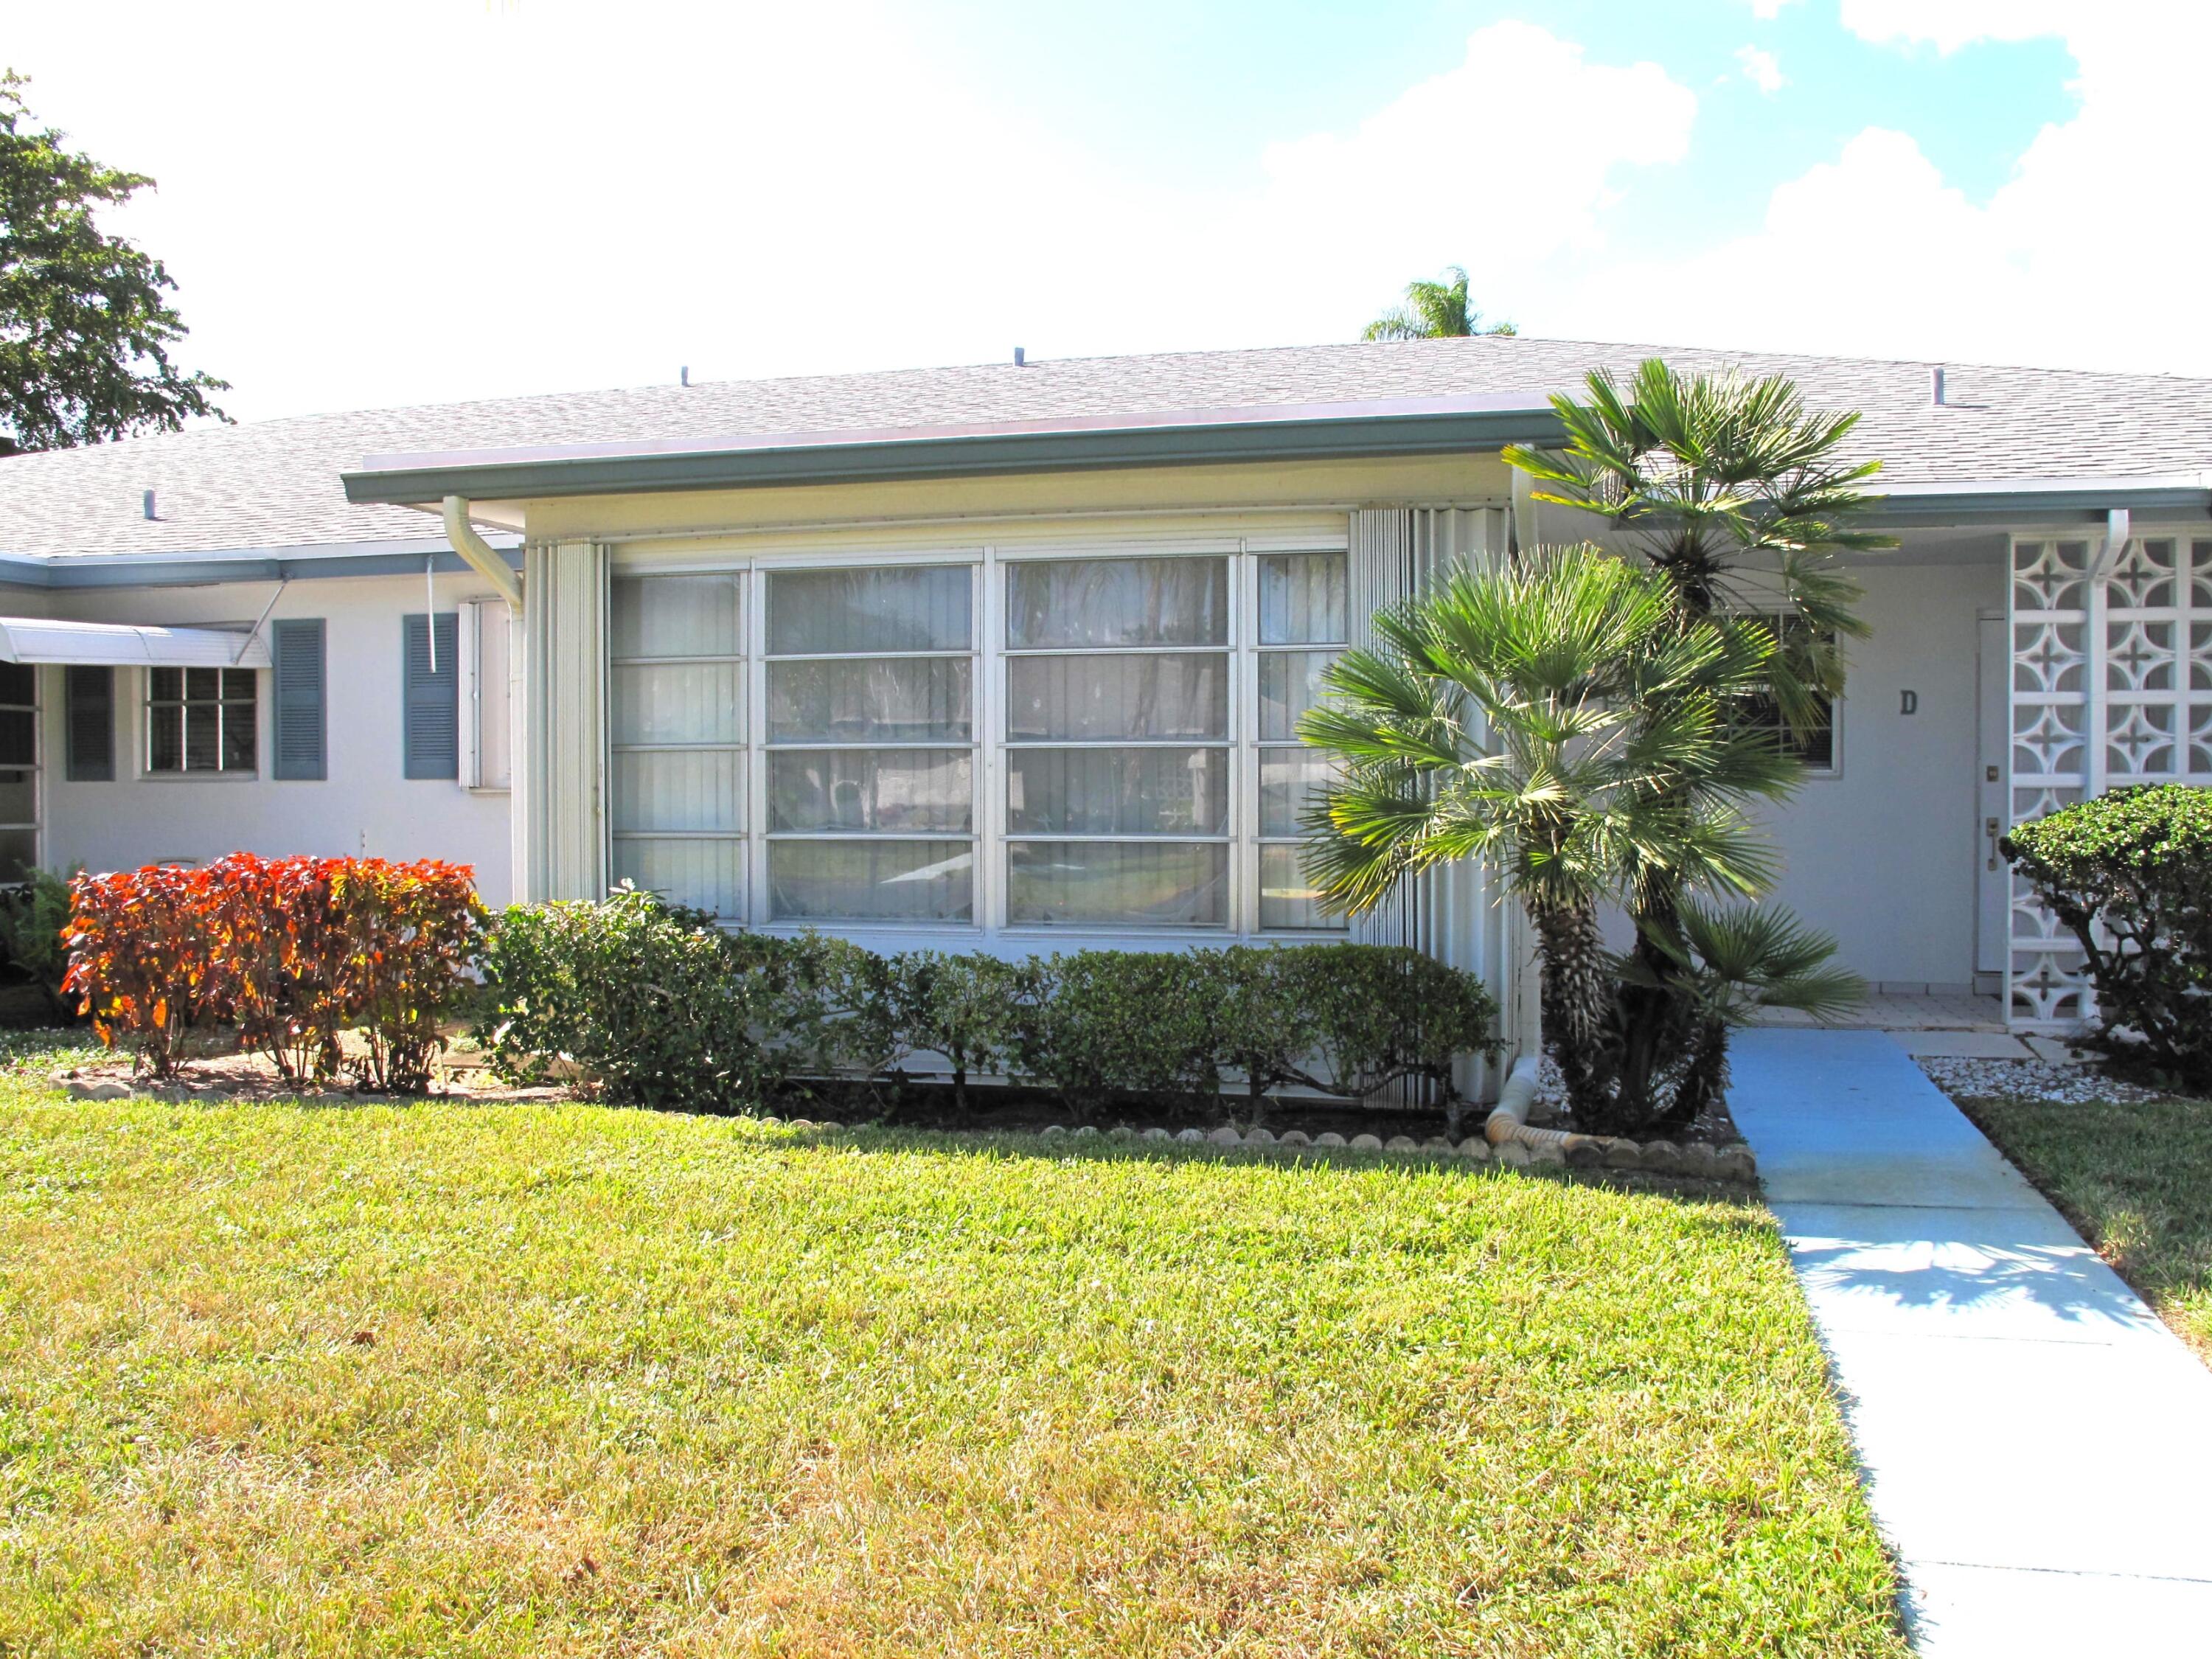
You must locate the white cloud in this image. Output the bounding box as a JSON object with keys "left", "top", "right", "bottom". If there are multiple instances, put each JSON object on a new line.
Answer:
{"left": 1744, "top": 0, "right": 1801, "bottom": 18}
{"left": 1736, "top": 45, "right": 1787, "bottom": 94}
{"left": 0, "top": 7, "right": 1695, "bottom": 419}
{"left": 1554, "top": 7, "right": 2212, "bottom": 375}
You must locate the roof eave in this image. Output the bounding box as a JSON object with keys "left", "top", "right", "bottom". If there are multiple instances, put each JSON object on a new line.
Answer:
{"left": 1866, "top": 478, "right": 2212, "bottom": 529}
{"left": 339, "top": 403, "right": 1571, "bottom": 507}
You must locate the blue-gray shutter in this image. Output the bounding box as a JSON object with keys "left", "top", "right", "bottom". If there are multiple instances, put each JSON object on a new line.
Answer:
{"left": 270, "top": 618, "right": 327, "bottom": 781}
{"left": 64, "top": 665, "right": 114, "bottom": 782}
{"left": 403, "top": 613, "right": 459, "bottom": 779}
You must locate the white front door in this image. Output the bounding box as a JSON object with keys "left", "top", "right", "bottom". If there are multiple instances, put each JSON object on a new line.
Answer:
{"left": 1975, "top": 613, "right": 2009, "bottom": 979}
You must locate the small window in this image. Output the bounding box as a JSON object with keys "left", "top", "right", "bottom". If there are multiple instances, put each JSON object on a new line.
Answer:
{"left": 65, "top": 665, "right": 114, "bottom": 782}
{"left": 145, "top": 667, "right": 257, "bottom": 775}
{"left": 1739, "top": 613, "right": 1837, "bottom": 773}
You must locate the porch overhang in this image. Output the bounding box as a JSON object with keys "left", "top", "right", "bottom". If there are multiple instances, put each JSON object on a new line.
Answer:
{"left": 1868, "top": 475, "right": 2212, "bottom": 529}
{"left": 0, "top": 617, "right": 271, "bottom": 669}
{"left": 339, "top": 392, "right": 1571, "bottom": 507}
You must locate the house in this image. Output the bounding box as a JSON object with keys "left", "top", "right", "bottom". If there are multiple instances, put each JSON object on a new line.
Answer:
{"left": 4, "top": 337, "right": 2208, "bottom": 1054}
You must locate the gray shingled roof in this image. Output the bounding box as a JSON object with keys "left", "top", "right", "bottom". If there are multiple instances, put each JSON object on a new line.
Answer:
{"left": 3, "top": 335, "right": 2209, "bottom": 559}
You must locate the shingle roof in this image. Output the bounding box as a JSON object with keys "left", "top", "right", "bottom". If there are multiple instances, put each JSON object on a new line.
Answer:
{"left": 4, "top": 335, "right": 2210, "bottom": 559}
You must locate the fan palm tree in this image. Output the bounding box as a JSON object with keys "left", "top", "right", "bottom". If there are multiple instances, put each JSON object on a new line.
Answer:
{"left": 1298, "top": 547, "right": 1806, "bottom": 1130}
{"left": 1362, "top": 266, "right": 1515, "bottom": 342}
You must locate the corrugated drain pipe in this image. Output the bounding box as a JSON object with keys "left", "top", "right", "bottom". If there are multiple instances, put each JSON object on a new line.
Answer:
{"left": 1484, "top": 1054, "right": 1576, "bottom": 1152}
{"left": 441, "top": 495, "right": 523, "bottom": 609}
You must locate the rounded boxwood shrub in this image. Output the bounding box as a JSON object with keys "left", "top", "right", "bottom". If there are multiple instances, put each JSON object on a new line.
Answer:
{"left": 2002, "top": 784, "right": 2212, "bottom": 1086}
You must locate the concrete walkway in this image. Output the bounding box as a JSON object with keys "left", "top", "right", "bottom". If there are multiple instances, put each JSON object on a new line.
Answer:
{"left": 1728, "top": 1029, "right": 2212, "bottom": 1657}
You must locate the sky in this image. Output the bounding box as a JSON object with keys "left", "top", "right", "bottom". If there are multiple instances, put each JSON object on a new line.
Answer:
{"left": 0, "top": 0, "right": 2197, "bottom": 421}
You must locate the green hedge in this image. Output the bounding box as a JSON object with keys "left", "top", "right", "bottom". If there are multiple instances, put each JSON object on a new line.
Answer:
{"left": 479, "top": 886, "right": 1501, "bottom": 1116}
{"left": 2002, "top": 784, "right": 2212, "bottom": 1088}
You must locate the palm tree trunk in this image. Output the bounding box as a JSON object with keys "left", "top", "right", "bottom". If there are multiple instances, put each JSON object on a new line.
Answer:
{"left": 1531, "top": 897, "right": 1614, "bottom": 1127}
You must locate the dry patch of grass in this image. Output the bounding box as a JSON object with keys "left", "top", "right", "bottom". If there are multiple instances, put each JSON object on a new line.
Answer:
{"left": 1961, "top": 1092, "right": 2212, "bottom": 1360}
{"left": 0, "top": 1082, "right": 1905, "bottom": 1657}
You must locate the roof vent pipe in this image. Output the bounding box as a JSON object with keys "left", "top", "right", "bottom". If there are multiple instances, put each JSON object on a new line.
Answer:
{"left": 440, "top": 495, "right": 523, "bottom": 610}
{"left": 142, "top": 489, "right": 158, "bottom": 520}
{"left": 1931, "top": 366, "right": 1947, "bottom": 407}
{"left": 680, "top": 366, "right": 689, "bottom": 386}
{"left": 1013, "top": 347, "right": 1026, "bottom": 366}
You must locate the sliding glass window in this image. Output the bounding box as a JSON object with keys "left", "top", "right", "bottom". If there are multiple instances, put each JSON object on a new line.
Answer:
{"left": 1253, "top": 552, "right": 1349, "bottom": 931}
{"left": 609, "top": 573, "right": 746, "bottom": 918}
{"left": 764, "top": 565, "right": 976, "bottom": 922}
{"left": 1004, "top": 555, "right": 1231, "bottom": 927}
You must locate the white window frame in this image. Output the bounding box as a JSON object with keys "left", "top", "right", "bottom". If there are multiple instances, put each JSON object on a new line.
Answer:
{"left": 140, "top": 664, "right": 259, "bottom": 779}
{"left": 603, "top": 538, "right": 1353, "bottom": 944}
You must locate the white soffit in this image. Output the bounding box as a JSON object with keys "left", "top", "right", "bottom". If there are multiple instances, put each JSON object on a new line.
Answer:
{"left": 0, "top": 617, "right": 271, "bottom": 669}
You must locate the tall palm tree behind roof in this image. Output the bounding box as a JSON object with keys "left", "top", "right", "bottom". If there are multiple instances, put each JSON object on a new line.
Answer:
{"left": 1361, "top": 266, "right": 1517, "bottom": 341}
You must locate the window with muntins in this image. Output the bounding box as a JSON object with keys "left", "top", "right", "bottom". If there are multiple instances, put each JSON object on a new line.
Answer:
{"left": 604, "top": 546, "right": 1350, "bottom": 935}
{"left": 1738, "top": 613, "right": 1838, "bottom": 773}
{"left": 145, "top": 667, "right": 257, "bottom": 775}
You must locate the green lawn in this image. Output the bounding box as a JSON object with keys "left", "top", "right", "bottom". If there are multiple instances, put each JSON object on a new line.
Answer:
{"left": 1961, "top": 1092, "right": 2212, "bottom": 1360}
{"left": 0, "top": 1054, "right": 1905, "bottom": 1657}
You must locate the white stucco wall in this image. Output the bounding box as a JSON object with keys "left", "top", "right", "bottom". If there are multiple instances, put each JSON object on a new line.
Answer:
{"left": 1754, "top": 555, "right": 2003, "bottom": 990}
{"left": 35, "top": 572, "right": 515, "bottom": 906}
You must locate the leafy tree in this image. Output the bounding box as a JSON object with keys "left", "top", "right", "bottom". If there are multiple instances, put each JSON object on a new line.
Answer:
{"left": 1298, "top": 546, "right": 1841, "bottom": 1133}
{"left": 0, "top": 72, "right": 226, "bottom": 456}
{"left": 1362, "top": 265, "right": 1515, "bottom": 341}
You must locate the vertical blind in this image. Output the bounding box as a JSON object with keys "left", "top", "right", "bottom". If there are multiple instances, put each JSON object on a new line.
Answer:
{"left": 605, "top": 547, "right": 1350, "bottom": 933}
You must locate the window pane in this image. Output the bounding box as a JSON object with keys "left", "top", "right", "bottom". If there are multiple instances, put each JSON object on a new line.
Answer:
{"left": 610, "top": 574, "right": 743, "bottom": 659}
{"left": 1258, "top": 650, "right": 1340, "bottom": 742}
{"left": 768, "top": 566, "right": 971, "bottom": 655}
{"left": 1006, "top": 653, "right": 1227, "bottom": 741}
{"left": 147, "top": 703, "right": 182, "bottom": 771}
{"left": 1259, "top": 553, "right": 1347, "bottom": 645}
{"left": 186, "top": 667, "right": 219, "bottom": 703}
{"left": 1006, "top": 841, "right": 1227, "bottom": 927}
{"left": 613, "top": 838, "right": 745, "bottom": 919}
{"left": 0, "top": 828, "right": 33, "bottom": 885}
{"left": 768, "top": 749, "right": 972, "bottom": 832}
{"left": 0, "top": 771, "right": 32, "bottom": 824}
{"left": 1259, "top": 844, "right": 1344, "bottom": 932}
{"left": 1007, "top": 557, "right": 1228, "bottom": 648}
{"left": 1259, "top": 747, "right": 1339, "bottom": 836}
{"left": 1006, "top": 748, "right": 1227, "bottom": 835}
{"left": 221, "top": 701, "right": 257, "bottom": 772}
{"left": 768, "top": 658, "right": 971, "bottom": 742}
{"left": 184, "top": 701, "right": 220, "bottom": 771}
{"left": 221, "top": 669, "right": 257, "bottom": 703}
{"left": 769, "top": 840, "right": 973, "bottom": 922}
{"left": 0, "top": 662, "right": 33, "bottom": 706}
{"left": 612, "top": 750, "right": 745, "bottom": 833}
{"left": 611, "top": 662, "right": 744, "bottom": 745}
{"left": 0, "top": 709, "right": 32, "bottom": 768}
{"left": 149, "top": 667, "right": 182, "bottom": 704}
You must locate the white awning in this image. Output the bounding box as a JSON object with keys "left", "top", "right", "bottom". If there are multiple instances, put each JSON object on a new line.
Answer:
{"left": 0, "top": 617, "right": 271, "bottom": 669}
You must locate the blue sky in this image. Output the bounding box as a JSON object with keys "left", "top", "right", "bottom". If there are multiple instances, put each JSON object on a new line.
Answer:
{"left": 0, "top": 1, "right": 2188, "bottom": 417}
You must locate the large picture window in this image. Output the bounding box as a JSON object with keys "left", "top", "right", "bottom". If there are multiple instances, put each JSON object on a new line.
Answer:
{"left": 145, "top": 667, "right": 257, "bottom": 775}
{"left": 605, "top": 544, "right": 1349, "bottom": 936}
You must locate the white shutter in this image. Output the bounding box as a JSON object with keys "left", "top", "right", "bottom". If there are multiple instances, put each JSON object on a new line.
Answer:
{"left": 459, "top": 597, "right": 514, "bottom": 791}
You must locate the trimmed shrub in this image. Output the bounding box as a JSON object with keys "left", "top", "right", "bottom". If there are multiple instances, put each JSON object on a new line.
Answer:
{"left": 880, "top": 950, "right": 1041, "bottom": 1110}
{"left": 1280, "top": 943, "right": 1500, "bottom": 1102}
{"left": 1022, "top": 950, "right": 1228, "bottom": 1119}
{"left": 63, "top": 855, "right": 487, "bottom": 1085}
{"left": 479, "top": 886, "right": 771, "bottom": 1110}
{"left": 2003, "top": 785, "right": 2212, "bottom": 1086}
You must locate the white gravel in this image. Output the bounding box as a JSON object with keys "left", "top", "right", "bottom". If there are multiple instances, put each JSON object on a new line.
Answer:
{"left": 1916, "top": 1055, "right": 2171, "bottom": 1107}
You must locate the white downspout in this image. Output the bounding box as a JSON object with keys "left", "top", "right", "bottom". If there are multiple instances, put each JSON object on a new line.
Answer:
{"left": 442, "top": 495, "right": 523, "bottom": 610}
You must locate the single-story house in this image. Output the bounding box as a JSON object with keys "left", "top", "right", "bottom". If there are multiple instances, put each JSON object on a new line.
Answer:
{"left": 1, "top": 336, "right": 2205, "bottom": 1063}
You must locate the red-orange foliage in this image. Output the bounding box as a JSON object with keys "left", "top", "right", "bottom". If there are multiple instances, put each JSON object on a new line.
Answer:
{"left": 63, "top": 855, "right": 487, "bottom": 1087}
